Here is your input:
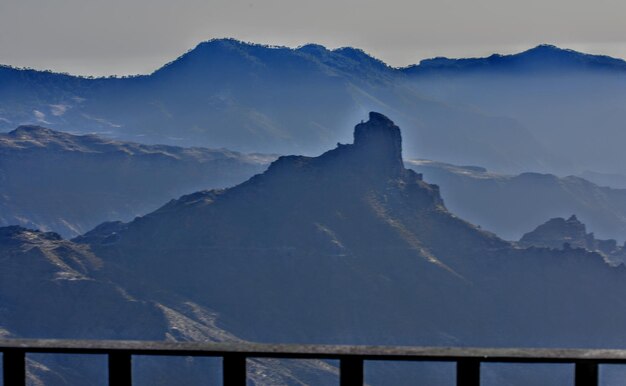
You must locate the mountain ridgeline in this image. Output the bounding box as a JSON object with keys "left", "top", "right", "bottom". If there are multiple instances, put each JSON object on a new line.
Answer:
{"left": 6, "top": 40, "right": 626, "bottom": 175}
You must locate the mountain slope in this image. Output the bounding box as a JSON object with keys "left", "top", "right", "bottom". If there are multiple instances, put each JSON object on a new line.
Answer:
{"left": 0, "top": 225, "right": 339, "bottom": 385}
{"left": 83, "top": 113, "right": 626, "bottom": 350}
{"left": 0, "top": 125, "right": 272, "bottom": 237}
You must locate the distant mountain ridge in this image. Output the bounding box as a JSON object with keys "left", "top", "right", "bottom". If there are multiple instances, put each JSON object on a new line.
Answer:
{"left": 0, "top": 125, "right": 273, "bottom": 237}
{"left": 6, "top": 38, "right": 611, "bottom": 174}
{"left": 404, "top": 44, "right": 626, "bottom": 74}
{"left": 0, "top": 225, "right": 335, "bottom": 385}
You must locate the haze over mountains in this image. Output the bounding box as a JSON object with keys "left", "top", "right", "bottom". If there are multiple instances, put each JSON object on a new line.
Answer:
{"left": 409, "top": 160, "right": 626, "bottom": 242}
{"left": 4, "top": 123, "right": 626, "bottom": 247}
{"left": 5, "top": 114, "right": 626, "bottom": 385}
{"left": 0, "top": 125, "right": 272, "bottom": 237}
{"left": 5, "top": 39, "right": 626, "bottom": 176}
{"left": 5, "top": 36, "right": 626, "bottom": 385}
{"left": 75, "top": 114, "right": 626, "bottom": 349}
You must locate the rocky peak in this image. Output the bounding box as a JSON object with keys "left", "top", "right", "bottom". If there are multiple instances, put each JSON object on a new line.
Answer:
{"left": 265, "top": 112, "right": 405, "bottom": 178}
{"left": 352, "top": 112, "right": 403, "bottom": 171}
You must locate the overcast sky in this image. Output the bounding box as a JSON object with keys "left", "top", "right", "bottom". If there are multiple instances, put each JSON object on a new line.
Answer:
{"left": 1, "top": 0, "right": 626, "bottom": 76}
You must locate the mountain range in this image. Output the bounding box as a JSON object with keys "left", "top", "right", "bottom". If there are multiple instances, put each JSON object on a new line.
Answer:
{"left": 5, "top": 113, "right": 626, "bottom": 384}
{"left": 6, "top": 40, "right": 626, "bottom": 175}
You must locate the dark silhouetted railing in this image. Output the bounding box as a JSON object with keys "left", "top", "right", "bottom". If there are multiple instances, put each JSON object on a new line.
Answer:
{"left": 2, "top": 339, "right": 624, "bottom": 385}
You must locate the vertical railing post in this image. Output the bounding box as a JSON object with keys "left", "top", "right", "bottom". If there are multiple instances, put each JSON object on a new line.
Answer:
{"left": 108, "top": 352, "right": 132, "bottom": 386}
{"left": 575, "top": 361, "right": 598, "bottom": 386}
{"left": 3, "top": 349, "right": 26, "bottom": 386}
{"left": 223, "top": 354, "right": 246, "bottom": 386}
{"left": 340, "top": 357, "right": 363, "bottom": 386}
{"left": 457, "top": 359, "right": 480, "bottom": 386}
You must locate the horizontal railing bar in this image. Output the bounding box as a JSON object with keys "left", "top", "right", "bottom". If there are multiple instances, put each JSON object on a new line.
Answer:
{"left": 2, "top": 339, "right": 626, "bottom": 363}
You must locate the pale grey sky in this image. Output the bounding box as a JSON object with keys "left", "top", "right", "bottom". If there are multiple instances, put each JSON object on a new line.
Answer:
{"left": 1, "top": 0, "right": 626, "bottom": 76}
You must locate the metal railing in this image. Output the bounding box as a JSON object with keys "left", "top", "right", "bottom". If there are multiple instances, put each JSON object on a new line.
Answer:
{"left": 2, "top": 339, "right": 625, "bottom": 386}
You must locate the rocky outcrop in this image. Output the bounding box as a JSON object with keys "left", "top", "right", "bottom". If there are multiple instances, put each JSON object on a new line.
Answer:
{"left": 352, "top": 112, "right": 404, "bottom": 173}
{"left": 519, "top": 215, "right": 626, "bottom": 264}
{"left": 519, "top": 215, "right": 591, "bottom": 250}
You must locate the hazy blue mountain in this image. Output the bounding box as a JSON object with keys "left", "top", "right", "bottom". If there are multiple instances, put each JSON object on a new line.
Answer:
{"left": 78, "top": 113, "right": 626, "bottom": 355}
{"left": 0, "top": 39, "right": 558, "bottom": 174}
{"left": 408, "top": 159, "right": 626, "bottom": 242}
{"left": 578, "top": 170, "right": 626, "bottom": 189}
{"left": 405, "top": 44, "right": 626, "bottom": 74}
{"left": 402, "top": 44, "right": 626, "bottom": 175}
{"left": 0, "top": 125, "right": 273, "bottom": 237}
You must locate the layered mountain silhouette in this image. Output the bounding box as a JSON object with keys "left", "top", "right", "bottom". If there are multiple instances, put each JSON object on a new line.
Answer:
{"left": 3, "top": 122, "right": 626, "bottom": 247}
{"left": 0, "top": 125, "right": 272, "bottom": 237}
{"left": 6, "top": 113, "right": 626, "bottom": 385}
{"left": 0, "top": 39, "right": 590, "bottom": 174}
{"left": 76, "top": 113, "right": 626, "bottom": 350}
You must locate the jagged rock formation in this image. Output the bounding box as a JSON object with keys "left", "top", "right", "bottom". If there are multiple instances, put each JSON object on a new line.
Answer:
{"left": 519, "top": 215, "right": 626, "bottom": 264}
{"left": 0, "top": 126, "right": 273, "bottom": 237}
